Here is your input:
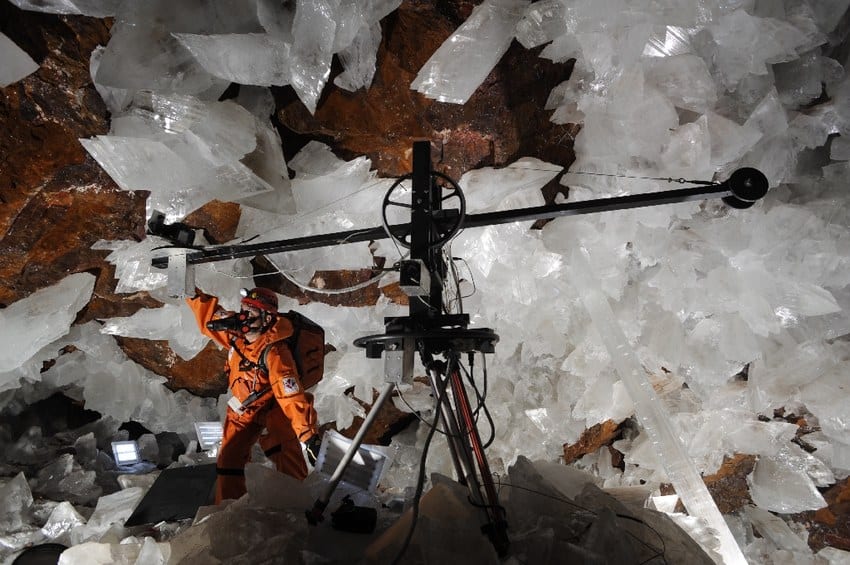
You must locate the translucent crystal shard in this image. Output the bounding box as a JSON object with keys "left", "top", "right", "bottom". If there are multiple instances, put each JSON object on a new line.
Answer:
{"left": 289, "top": 0, "right": 338, "bottom": 114}
{"left": 744, "top": 506, "right": 809, "bottom": 553}
{"left": 7, "top": 0, "right": 119, "bottom": 17}
{"left": 643, "top": 25, "right": 693, "bottom": 57}
{"left": 567, "top": 248, "right": 747, "bottom": 565}
{"left": 515, "top": 0, "right": 567, "bottom": 49}
{"left": 94, "top": 0, "right": 262, "bottom": 96}
{"left": 174, "top": 33, "right": 293, "bottom": 86}
{"left": 334, "top": 21, "right": 382, "bottom": 91}
{"left": 0, "top": 32, "right": 39, "bottom": 87}
{"left": 411, "top": 0, "right": 530, "bottom": 104}
{"left": 0, "top": 273, "right": 95, "bottom": 373}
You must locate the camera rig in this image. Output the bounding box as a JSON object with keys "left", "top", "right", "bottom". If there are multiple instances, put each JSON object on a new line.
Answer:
{"left": 152, "top": 141, "right": 767, "bottom": 557}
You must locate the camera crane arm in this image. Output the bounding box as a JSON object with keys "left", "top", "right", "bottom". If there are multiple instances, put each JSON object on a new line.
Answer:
{"left": 150, "top": 166, "right": 766, "bottom": 269}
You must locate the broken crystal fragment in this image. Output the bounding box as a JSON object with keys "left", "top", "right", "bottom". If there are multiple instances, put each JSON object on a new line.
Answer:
{"left": 0, "top": 273, "right": 95, "bottom": 373}
{"left": 515, "top": 0, "right": 567, "bottom": 49}
{"left": 411, "top": 0, "right": 530, "bottom": 104}
{"left": 0, "top": 473, "right": 33, "bottom": 532}
{"left": 708, "top": 10, "right": 811, "bottom": 89}
{"left": 0, "top": 32, "right": 39, "bottom": 87}
{"left": 748, "top": 455, "right": 827, "bottom": 513}
{"left": 175, "top": 33, "right": 292, "bottom": 86}
{"left": 7, "top": 0, "right": 119, "bottom": 16}
{"left": 644, "top": 54, "right": 717, "bottom": 113}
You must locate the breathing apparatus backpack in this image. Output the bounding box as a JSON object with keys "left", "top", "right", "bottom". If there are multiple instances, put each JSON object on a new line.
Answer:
{"left": 259, "top": 310, "right": 325, "bottom": 391}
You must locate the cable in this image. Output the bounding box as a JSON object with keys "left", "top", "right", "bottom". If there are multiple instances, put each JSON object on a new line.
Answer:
{"left": 278, "top": 267, "right": 388, "bottom": 296}
{"left": 502, "top": 163, "right": 717, "bottom": 187}
{"left": 453, "top": 352, "right": 496, "bottom": 449}
{"left": 454, "top": 256, "right": 476, "bottom": 300}
{"left": 442, "top": 245, "right": 463, "bottom": 315}
{"left": 390, "top": 365, "right": 448, "bottom": 565}
{"left": 205, "top": 262, "right": 391, "bottom": 295}
{"left": 393, "top": 386, "right": 461, "bottom": 440}
{"left": 563, "top": 169, "right": 718, "bottom": 186}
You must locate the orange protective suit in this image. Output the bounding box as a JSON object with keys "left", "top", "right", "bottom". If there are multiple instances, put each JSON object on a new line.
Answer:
{"left": 187, "top": 292, "right": 318, "bottom": 503}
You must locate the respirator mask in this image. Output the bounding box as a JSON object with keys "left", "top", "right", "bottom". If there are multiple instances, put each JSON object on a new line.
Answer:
{"left": 206, "top": 311, "right": 258, "bottom": 333}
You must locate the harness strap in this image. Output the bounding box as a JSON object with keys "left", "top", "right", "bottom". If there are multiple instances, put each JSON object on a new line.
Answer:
{"left": 216, "top": 466, "right": 246, "bottom": 476}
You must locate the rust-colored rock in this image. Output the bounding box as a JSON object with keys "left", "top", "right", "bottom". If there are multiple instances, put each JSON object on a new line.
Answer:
{"left": 326, "top": 387, "right": 417, "bottom": 446}
{"left": 0, "top": 8, "right": 146, "bottom": 314}
{"left": 703, "top": 454, "right": 757, "bottom": 514}
{"left": 795, "top": 477, "right": 850, "bottom": 552}
{"left": 658, "top": 454, "right": 756, "bottom": 515}
{"left": 117, "top": 337, "right": 228, "bottom": 397}
{"left": 183, "top": 200, "right": 242, "bottom": 245}
{"left": 563, "top": 419, "right": 622, "bottom": 464}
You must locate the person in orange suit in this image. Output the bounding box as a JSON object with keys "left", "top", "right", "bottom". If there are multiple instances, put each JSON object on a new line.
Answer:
{"left": 187, "top": 287, "right": 321, "bottom": 503}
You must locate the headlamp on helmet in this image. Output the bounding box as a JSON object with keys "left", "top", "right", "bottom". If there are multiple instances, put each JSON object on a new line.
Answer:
{"left": 240, "top": 287, "right": 278, "bottom": 314}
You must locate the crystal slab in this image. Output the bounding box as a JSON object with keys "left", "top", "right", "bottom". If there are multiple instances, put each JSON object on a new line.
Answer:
{"left": 411, "top": 0, "right": 530, "bottom": 104}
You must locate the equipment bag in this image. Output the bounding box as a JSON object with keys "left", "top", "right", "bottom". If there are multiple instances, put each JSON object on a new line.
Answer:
{"left": 259, "top": 310, "right": 326, "bottom": 391}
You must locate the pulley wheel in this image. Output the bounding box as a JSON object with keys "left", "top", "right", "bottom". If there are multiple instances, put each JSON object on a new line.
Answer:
{"left": 381, "top": 172, "right": 466, "bottom": 249}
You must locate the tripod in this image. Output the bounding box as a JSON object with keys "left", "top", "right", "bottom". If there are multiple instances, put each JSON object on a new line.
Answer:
{"left": 304, "top": 141, "right": 510, "bottom": 555}
{"left": 307, "top": 322, "right": 510, "bottom": 557}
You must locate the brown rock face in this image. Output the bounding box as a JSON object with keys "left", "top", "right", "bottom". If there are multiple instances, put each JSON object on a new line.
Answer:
{"left": 276, "top": 2, "right": 576, "bottom": 178}
{"left": 0, "top": 9, "right": 146, "bottom": 312}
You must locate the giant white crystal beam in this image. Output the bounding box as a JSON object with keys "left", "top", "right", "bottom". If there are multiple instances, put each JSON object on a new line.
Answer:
{"left": 568, "top": 247, "right": 747, "bottom": 565}
{"left": 0, "top": 32, "right": 39, "bottom": 87}
{"left": 289, "top": 0, "right": 338, "bottom": 114}
{"left": 0, "top": 273, "right": 95, "bottom": 374}
{"left": 411, "top": 0, "right": 530, "bottom": 104}
{"left": 95, "top": 24, "right": 228, "bottom": 96}
{"left": 174, "top": 33, "right": 293, "bottom": 86}
{"left": 100, "top": 303, "right": 208, "bottom": 361}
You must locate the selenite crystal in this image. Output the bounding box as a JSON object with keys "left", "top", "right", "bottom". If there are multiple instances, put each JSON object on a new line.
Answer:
{"left": 0, "top": 32, "right": 39, "bottom": 87}
{"left": 411, "top": 0, "right": 530, "bottom": 104}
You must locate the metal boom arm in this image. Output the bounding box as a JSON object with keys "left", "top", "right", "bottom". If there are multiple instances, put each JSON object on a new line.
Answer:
{"left": 151, "top": 171, "right": 765, "bottom": 269}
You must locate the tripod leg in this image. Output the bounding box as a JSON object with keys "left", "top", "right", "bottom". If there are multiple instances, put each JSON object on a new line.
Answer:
{"left": 307, "top": 381, "right": 395, "bottom": 524}
{"left": 448, "top": 365, "right": 510, "bottom": 557}
{"left": 425, "top": 365, "right": 468, "bottom": 486}
{"left": 427, "top": 361, "right": 508, "bottom": 556}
